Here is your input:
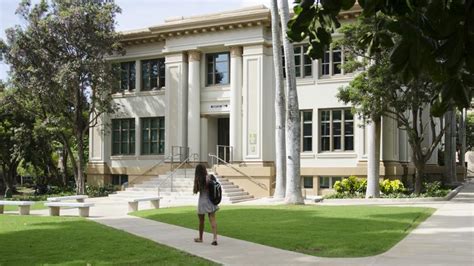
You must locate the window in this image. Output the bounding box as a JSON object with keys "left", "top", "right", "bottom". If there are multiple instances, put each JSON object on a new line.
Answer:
{"left": 319, "top": 176, "right": 343, "bottom": 189}
{"left": 301, "top": 110, "right": 313, "bottom": 152}
{"left": 206, "top": 52, "right": 230, "bottom": 86}
{"left": 141, "top": 117, "right": 165, "bottom": 155}
{"left": 112, "top": 119, "right": 135, "bottom": 155}
{"left": 283, "top": 44, "right": 312, "bottom": 78}
{"left": 120, "top": 61, "right": 136, "bottom": 91}
{"left": 321, "top": 46, "right": 349, "bottom": 76}
{"left": 112, "top": 174, "right": 128, "bottom": 185}
{"left": 142, "top": 59, "right": 165, "bottom": 91}
{"left": 303, "top": 176, "right": 313, "bottom": 189}
{"left": 320, "top": 109, "right": 354, "bottom": 152}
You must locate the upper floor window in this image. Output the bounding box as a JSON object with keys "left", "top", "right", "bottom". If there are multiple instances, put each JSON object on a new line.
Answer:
{"left": 321, "top": 46, "right": 350, "bottom": 77}
{"left": 320, "top": 109, "right": 354, "bottom": 152}
{"left": 120, "top": 61, "right": 136, "bottom": 91}
{"left": 112, "top": 118, "right": 135, "bottom": 155}
{"left": 141, "top": 117, "right": 165, "bottom": 155}
{"left": 206, "top": 52, "right": 230, "bottom": 86}
{"left": 301, "top": 110, "right": 313, "bottom": 152}
{"left": 283, "top": 44, "right": 312, "bottom": 78}
{"left": 142, "top": 59, "right": 165, "bottom": 91}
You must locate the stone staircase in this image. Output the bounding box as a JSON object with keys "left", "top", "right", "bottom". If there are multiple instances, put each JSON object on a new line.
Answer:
{"left": 109, "top": 168, "right": 254, "bottom": 204}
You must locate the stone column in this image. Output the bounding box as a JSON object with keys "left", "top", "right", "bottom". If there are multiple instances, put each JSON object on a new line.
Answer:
{"left": 230, "top": 46, "right": 243, "bottom": 161}
{"left": 188, "top": 50, "right": 201, "bottom": 161}
{"left": 135, "top": 59, "right": 141, "bottom": 92}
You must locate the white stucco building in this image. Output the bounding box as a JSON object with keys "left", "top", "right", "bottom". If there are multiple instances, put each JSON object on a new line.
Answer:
{"left": 86, "top": 5, "right": 457, "bottom": 198}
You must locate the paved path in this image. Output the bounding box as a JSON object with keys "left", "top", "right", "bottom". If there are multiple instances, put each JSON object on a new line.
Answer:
{"left": 23, "top": 180, "right": 474, "bottom": 265}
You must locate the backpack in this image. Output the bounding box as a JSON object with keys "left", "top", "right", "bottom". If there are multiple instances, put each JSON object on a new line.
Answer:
{"left": 208, "top": 175, "right": 222, "bottom": 205}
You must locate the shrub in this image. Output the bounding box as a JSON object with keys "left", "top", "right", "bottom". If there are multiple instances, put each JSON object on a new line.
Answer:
{"left": 333, "top": 176, "right": 365, "bottom": 194}
{"left": 86, "top": 184, "right": 117, "bottom": 198}
{"left": 379, "top": 179, "right": 405, "bottom": 195}
{"left": 422, "top": 181, "right": 450, "bottom": 197}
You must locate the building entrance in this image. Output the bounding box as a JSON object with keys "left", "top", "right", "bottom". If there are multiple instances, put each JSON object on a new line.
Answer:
{"left": 217, "top": 117, "right": 230, "bottom": 162}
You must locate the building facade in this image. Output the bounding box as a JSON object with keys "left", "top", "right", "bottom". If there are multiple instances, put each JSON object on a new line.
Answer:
{"left": 86, "top": 5, "right": 452, "bottom": 197}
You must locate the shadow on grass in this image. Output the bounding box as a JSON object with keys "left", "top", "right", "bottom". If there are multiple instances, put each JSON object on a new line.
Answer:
{"left": 0, "top": 215, "right": 215, "bottom": 265}
{"left": 133, "top": 205, "right": 434, "bottom": 258}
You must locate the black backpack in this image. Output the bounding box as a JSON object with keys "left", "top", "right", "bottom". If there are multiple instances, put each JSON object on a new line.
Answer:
{"left": 208, "top": 175, "right": 222, "bottom": 205}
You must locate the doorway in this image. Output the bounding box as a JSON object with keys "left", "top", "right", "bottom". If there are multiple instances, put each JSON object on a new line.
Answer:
{"left": 217, "top": 117, "right": 230, "bottom": 162}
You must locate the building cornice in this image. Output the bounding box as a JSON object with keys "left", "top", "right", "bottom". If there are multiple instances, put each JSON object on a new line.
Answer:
{"left": 119, "top": 4, "right": 362, "bottom": 46}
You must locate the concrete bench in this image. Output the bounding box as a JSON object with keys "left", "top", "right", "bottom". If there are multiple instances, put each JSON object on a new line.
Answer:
{"left": 47, "top": 195, "right": 88, "bottom": 202}
{"left": 128, "top": 197, "right": 162, "bottom": 212}
{"left": 44, "top": 202, "right": 94, "bottom": 217}
{"left": 0, "top": 201, "right": 35, "bottom": 215}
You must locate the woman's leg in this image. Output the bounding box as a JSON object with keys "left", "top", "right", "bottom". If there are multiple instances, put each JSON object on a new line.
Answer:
{"left": 208, "top": 212, "right": 217, "bottom": 244}
{"left": 195, "top": 214, "right": 205, "bottom": 242}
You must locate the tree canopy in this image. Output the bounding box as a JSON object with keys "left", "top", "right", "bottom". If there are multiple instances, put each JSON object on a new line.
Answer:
{"left": 288, "top": 0, "right": 473, "bottom": 116}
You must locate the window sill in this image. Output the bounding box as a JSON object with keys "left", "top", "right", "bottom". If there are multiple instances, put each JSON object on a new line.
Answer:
{"left": 301, "top": 153, "right": 315, "bottom": 159}
{"left": 110, "top": 155, "right": 137, "bottom": 160}
{"left": 296, "top": 78, "right": 315, "bottom": 86}
{"left": 316, "top": 152, "right": 357, "bottom": 159}
{"left": 203, "top": 85, "right": 230, "bottom": 91}
{"left": 317, "top": 75, "right": 354, "bottom": 84}
{"left": 112, "top": 89, "right": 165, "bottom": 98}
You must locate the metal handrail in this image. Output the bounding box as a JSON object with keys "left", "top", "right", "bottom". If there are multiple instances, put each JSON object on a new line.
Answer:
{"left": 216, "top": 145, "right": 233, "bottom": 164}
{"left": 157, "top": 153, "right": 199, "bottom": 196}
{"left": 208, "top": 153, "right": 268, "bottom": 191}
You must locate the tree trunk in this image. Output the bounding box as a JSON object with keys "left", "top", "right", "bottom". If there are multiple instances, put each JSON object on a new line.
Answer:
{"left": 366, "top": 117, "right": 381, "bottom": 198}
{"left": 62, "top": 145, "right": 69, "bottom": 187}
{"left": 413, "top": 160, "right": 425, "bottom": 195}
{"left": 270, "top": 0, "right": 286, "bottom": 199}
{"left": 460, "top": 108, "right": 467, "bottom": 177}
{"left": 278, "top": 0, "right": 304, "bottom": 204}
{"left": 444, "top": 109, "right": 456, "bottom": 184}
{"left": 76, "top": 131, "right": 85, "bottom": 195}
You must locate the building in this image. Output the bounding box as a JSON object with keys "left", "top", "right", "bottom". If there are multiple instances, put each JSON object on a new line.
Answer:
{"left": 86, "top": 5, "right": 461, "bottom": 198}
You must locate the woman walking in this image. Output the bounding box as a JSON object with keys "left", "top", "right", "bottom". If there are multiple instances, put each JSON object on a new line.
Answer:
{"left": 193, "top": 164, "right": 219, "bottom": 245}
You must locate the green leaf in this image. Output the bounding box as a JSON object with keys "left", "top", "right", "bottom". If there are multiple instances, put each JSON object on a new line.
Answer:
{"left": 341, "top": 0, "right": 356, "bottom": 10}
{"left": 389, "top": 40, "right": 410, "bottom": 74}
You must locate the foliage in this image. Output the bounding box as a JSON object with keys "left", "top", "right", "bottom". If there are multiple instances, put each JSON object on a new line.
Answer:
{"left": 422, "top": 181, "right": 451, "bottom": 197}
{"left": 86, "top": 184, "right": 117, "bottom": 198}
{"left": 1, "top": 0, "right": 123, "bottom": 194}
{"left": 379, "top": 179, "right": 405, "bottom": 195}
{"left": 0, "top": 215, "right": 216, "bottom": 265}
{"left": 288, "top": 0, "right": 473, "bottom": 115}
{"left": 134, "top": 205, "right": 434, "bottom": 257}
{"left": 467, "top": 112, "right": 474, "bottom": 151}
{"left": 333, "top": 175, "right": 366, "bottom": 194}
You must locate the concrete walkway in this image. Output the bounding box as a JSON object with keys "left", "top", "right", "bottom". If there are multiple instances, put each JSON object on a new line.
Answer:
{"left": 23, "top": 180, "right": 474, "bottom": 265}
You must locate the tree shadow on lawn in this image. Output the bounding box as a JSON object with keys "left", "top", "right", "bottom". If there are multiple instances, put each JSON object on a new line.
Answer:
{"left": 134, "top": 205, "right": 434, "bottom": 258}
{"left": 0, "top": 215, "right": 214, "bottom": 265}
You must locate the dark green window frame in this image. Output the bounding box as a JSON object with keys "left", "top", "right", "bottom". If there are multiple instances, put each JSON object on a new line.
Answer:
{"left": 142, "top": 58, "right": 165, "bottom": 91}
{"left": 141, "top": 117, "right": 165, "bottom": 155}
{"left": 206, "top": 52, "right": 230, "bottom": 86}
{"left": 283, "top": 44, "right": 312, "bottom": 78}
{"left": 120, "top": 61, "right": 136, "bottom": 91}
{"left": 301, "top": 110, "right": 313, "bottom": 152}
{"left": 112, "top": 118, "right": 135, "bottom": 155}
{"left": 320, "top": 109, "right": 354, "bottom": 152}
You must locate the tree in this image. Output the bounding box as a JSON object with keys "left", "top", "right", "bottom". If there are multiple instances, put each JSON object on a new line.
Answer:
{"left": 467, "top": 112, "right": 474, "bottom": 151}
{"left": 278, "top": 0, "right": 304, "bottom": 204}
{"left": 1, "top": 0, "right": 122, "bottom": 194}
{"left": 270, "top": 0, "right": 287, "bottom": 199}
{"left": 288, "top": 0, "right": 473, "bottom": 115}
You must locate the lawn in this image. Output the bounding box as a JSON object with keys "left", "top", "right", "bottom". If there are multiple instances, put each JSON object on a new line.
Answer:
{"left": 133, "top": 205, "right": 434, "bottom": 258}
{"left": 4, "top": 201, "right": 46, "bottom": 211}
{"left": 0, "top": 215, "right": 217, "bottom": 265}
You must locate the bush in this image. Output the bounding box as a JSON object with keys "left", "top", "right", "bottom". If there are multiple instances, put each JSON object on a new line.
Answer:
{"left": 422, "top": 181, "right": 450, "bottom": 197}
{"left": 86, "top": 184, "right": 117, "bottom": 198}
{"left": 333, "top": 175, "right": 366, "bottom": 194}
{"left": 379, "top": 179, "right": 405, "bottom": 195}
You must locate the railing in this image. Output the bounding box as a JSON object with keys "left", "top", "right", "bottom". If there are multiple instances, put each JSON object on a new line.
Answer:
{"left": 157, "top": 153, "right": 199, "bottom": 196}
{"left": 216, "top": 145, "right": 233, "bottom": 164}
{"left": 135, "top": 154, "right": 173, "bottom": 179}
{"left": 208, "top": 153, "right": 268, "bottom": 191}
{"left": 170, "top": 146, "right": 190, "bottom": 171}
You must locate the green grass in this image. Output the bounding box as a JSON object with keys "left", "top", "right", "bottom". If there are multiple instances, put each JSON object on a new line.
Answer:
{"left": 133, "top": 205, "right": 434, "bottom": 258}
{"left": 0, "top": 215, "right": 217, "bottom": 265}
{"left": 4, "top": 201, "right": 46, "bottom": 211}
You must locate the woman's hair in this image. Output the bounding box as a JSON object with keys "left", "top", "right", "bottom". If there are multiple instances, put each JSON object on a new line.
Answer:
{"left": 193, "top": 164, "right": 207, "bottom": 194}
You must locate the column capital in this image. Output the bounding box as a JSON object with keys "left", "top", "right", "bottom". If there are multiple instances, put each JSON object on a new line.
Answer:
{"left": 188, "top": 50, "right": 201, "bottom": 62}
{"left": 230, "top": 46, "right": 243, "bottom": 58}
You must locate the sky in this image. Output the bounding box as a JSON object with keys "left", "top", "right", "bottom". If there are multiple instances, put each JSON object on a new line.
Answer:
{"left": 0, "top": 0, "right": 280, "bottom": 81}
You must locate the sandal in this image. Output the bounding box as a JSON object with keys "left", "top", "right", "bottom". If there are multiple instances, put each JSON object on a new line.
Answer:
{"left": 194, "top": 238, "right": 203, "bottom": 243}
{"left": 211, "top": 240, "right": 218, "bottom": 246}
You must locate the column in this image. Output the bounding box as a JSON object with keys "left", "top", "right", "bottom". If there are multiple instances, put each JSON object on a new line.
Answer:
{"left": 135, "top": 59, "right": 141, "bottom": 92}
{"left": 230, "top": 46, "right": 243, "bottom": 162}
{"left": 188, "top": 50, "right": 201, "bottom": 161}
{"left": 165, "top": 53, "right": 188, "bottom": 156}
